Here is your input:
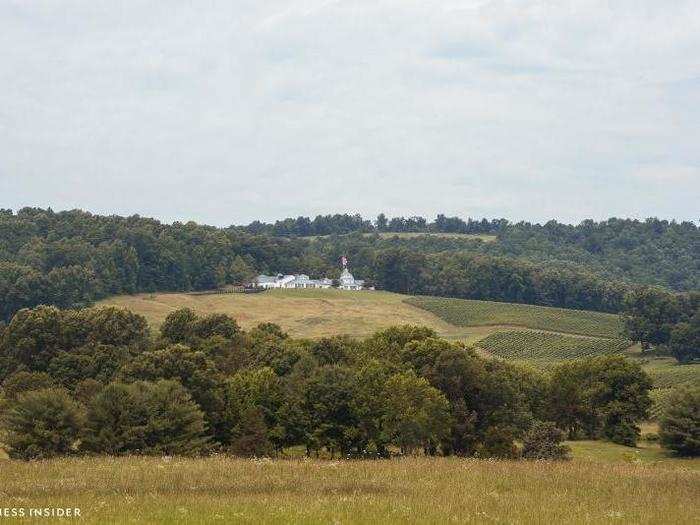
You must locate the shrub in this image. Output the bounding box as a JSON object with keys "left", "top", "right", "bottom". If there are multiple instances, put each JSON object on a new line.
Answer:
{"left": 478, "top": 425, "right": 519, "bottom": 459}
{"left": 83, "top": 380, "right": 209, "bottom": 456}
{"left": 602, "top": 400, "right": 643, "bottom": 447}
{"left": 4, "top": 388, "right": 85, "bottom": 460}
{"left": 383, "top": 371, "right": 451, "bottom": 455}
{"left": 83, "top": 383, "right": 149, "bottom": 455}
{"left": 521, "top": 421, "right": 571, "bottom": 460}
{"left": 118, "top": 344, "right": 226, "bottom": 441}
{"left": 160, "top": 308, "right": 197, "bottom": 344}
{"left": 73, "top": 378, "right": 103, "bottom": 404}
{"left": 659, "top": 386, "right": 700, "bottom": 457}
{"left": 194, "top": 313, "right": 240, "bottom": 340}
{"left": 138, "top": 380, "right": 210, "bottom": 455}
{"left": 642, "top": 432, "right": 659, "bottom": 443}
{"left": 229, "top": 406, "right": 274, "bottom": 457}
{"left": 1, "top": 371, "right": 54, "bottom": 400}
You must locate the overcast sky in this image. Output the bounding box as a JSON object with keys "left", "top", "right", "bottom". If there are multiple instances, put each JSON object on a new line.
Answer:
{"left": 1, "top": 1, "right": 698, "bottom": 226}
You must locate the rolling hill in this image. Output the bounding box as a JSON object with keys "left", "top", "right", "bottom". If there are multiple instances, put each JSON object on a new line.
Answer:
{"left": 98, "top": 288, "right": 698, "bottom": 419}
{"left": 98, "top": 289, "right": 619, "bottom": 342}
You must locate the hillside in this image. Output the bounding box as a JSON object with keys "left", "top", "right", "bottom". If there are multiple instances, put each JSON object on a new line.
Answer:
{"left": 98, "top": 289, "right": 496, "bottom": 342}
{"left": 98, "top": 289, "right": 620, "bottom": 342}
{"left": 3, "top": 209, "right": 698, "bottom": 325}
{"left": 405, "top": 296, "right": 624, "bottom": 338}
{"left": 99, "top": 289, "right": 699, "bottom": 419}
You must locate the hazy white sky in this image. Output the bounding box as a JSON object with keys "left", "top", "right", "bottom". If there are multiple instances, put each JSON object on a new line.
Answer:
{"left": 1, "top": 0, "right": 699, "bottom": 226}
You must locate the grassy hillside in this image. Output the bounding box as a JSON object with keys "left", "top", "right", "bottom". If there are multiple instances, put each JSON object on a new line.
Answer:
{"left": 406, "top": 296, "right": 624, "bottom": 338}
{"left": 0, "top": 455, "right": 696, "bottom": 524}
{"left": 369, "top": 231, "right": 497, "bottom": 241}
{"left": 101, "top": 289, "right": 624, "bottom": 341}
{"left": 99, "top": 290, "right": 505, "bottom": 342}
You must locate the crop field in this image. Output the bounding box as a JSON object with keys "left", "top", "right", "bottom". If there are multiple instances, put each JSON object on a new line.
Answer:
{"left": 643, "top": 359, "right": 700, "bottom": 389}
{"left": 477, "top": 331, "right": 631, "bottom": 361}
{"left": 406, "top": 296, "right": 624, "bottom": 338}
{"left": 0, "top": 455, "right": 697, "bottom": 524}
{"left": 640, "top": 359, "right": 700, "bottom": 419}
{"left": 649, "top": 388, "right": 675, "bottom": 420}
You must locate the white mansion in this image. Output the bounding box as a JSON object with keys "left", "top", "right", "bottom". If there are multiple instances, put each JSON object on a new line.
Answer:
{"left": 338, "top": 268, "right": 365, "bottom": 290}
{"left": 256, "top": 263, "right": 365, "bottom": 291}
{"left": 256, "top": 273, "right": 333, "bottom": 289}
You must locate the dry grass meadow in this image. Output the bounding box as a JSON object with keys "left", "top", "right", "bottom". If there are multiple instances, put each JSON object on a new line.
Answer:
{"left": 97, "top": 289, "right": 504, "bottom": 343}
{"left": 1, "top": 454, "right": 698, "bottom": 524}
{"left": 97, "top": 289, "right": 619, "bottom": 343}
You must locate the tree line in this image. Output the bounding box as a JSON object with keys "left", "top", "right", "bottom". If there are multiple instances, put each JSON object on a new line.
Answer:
{"left": 243, "top": 214, "right": 699, "bottom": 292}
{"left": 622, "top": 287, "right": 699, "bottom": 363}
{"left": 3, "top": 304, "right": 696, "bottom": 461}
{"left": 1, "top": 208, "right": 697, "bottom": 322}
{"left": 242, "top": 213, "right": 507, "bottom": 236}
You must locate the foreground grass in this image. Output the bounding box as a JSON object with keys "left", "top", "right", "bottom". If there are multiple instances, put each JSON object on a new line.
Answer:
{"left": 0, "top": 455, "right": 697, "bottom": 524}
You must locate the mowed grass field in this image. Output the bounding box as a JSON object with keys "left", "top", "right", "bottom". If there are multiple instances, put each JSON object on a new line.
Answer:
{"left": 368, "top": 232, "right": 498, "bottom": 242}
{"left": 0, "top": 455, "right": 697, "bottom": 524}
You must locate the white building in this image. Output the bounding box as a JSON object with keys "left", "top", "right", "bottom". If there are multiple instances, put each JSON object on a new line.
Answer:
{"left": 257, "top": 258, "right": 365, "bottom": 291}
{"left": 337, "top": 268, "right": 364, "bottom": 290}
{"left": 256, "top": 274, "right": 333, "bottom": 289}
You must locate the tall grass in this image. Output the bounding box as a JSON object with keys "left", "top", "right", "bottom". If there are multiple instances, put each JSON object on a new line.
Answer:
{"left": 0, "top": 456, "right": 697, "bottom": 524}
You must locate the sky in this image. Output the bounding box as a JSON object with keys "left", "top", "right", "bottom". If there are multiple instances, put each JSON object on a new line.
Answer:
{"left": 1, "top": 0, "right": 699, "bottom": 227}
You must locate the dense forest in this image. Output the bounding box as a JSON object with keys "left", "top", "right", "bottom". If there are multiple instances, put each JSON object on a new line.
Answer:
{"left": 243, "top": 213, "right": 699, "bottom": 292}
{"left": 0, "top": 306, "right": 660, "bottom": 459}
{"left": 0, "top": 208, "right": 698, "bottom": 323}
